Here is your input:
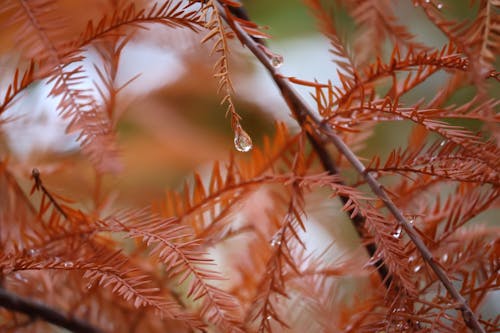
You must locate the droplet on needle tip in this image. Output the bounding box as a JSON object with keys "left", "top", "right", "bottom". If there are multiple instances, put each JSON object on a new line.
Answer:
{"left": 234, "top": 125, "right": 253, "bottom": 152}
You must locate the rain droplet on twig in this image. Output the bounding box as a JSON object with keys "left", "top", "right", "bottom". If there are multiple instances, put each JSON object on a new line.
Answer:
{"left": 271, "top": 54, "right": 284, "bottom": 68}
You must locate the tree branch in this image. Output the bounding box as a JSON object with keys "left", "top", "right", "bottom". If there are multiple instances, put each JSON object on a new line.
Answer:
{"left": 0, "top": 288, "right": 103, "bottom": 333}
{"left": 217, "top": 2, "right": 486, "bottom": 332}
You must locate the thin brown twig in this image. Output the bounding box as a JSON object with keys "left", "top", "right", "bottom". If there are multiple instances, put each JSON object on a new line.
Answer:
{"left": 216, "top": 2, "right": 486, "bottom": 332}
{"left": 0, "top": 288, "right": 103, "bottom": 333}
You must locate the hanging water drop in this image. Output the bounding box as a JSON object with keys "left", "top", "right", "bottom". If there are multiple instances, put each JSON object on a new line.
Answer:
{"left": 392, "top": 227, "right": 402, "bottom": 239}
{"left": 271, "top": 54, "right": 284, "bottom": 68}
{"left": 234, "top": 125, "right": 253, "bottom": 152}
{"left": 414, "top": 265, "right": 422, "bottom": 273}
{"left": 437, "top": 3, "right": 443, "bottom": 9}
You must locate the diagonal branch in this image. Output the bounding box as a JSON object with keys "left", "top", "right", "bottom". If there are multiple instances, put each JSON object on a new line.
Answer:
{"left": 216, "top": 2, "right": 486, "bottom": 333}
{"left": 0, "top": 288, "right": 102, "bottom": 333}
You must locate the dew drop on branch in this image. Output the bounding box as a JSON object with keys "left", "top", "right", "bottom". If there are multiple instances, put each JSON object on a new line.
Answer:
{"left": 63, "top": 261, "right": 74, "bottom": 268}
{"left": 437, "top": 3, "right": 443, "bottom": 9}
{"left": 271, "top": 54, "right": 284, "bottom": 68}
{"left": 392, "top": 227, "right": 402, "bottom": 239}
{"left": 234, "top": 125, "right": 253, "bottom": 152}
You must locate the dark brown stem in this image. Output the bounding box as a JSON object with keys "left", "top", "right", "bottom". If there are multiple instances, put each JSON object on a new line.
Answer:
{"left": 31, "top": 168, "right": 68, "bottom": 219}
{"left": 0, "top": 288, "right": 103, "bottom": 333}
{"left": 217, "top": 2, "right": 486, "bottom": 332}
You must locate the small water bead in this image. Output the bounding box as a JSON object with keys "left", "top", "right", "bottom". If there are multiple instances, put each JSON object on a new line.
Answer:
{"left": 437, "top": 3, "right": 443, "bottom": 9}
{"left": 414, "top": 265, "right": 422, "bottom": 273}
{"left": 392, "top": 227, "right": 402, "bottom": 239}
{"left": 271, "top": 54, "right": 284, "bottom": 68}
{"left": 233, "top": 125, "right": 253, "bottom": 152}
{"left": 270, "top": 231, "right": 282, "bottom": 247}
{"left": 441, "top": 253, "right": 448, "bottom": 262}
{"left": 28, "top": 248, "right": 40, "bottom": 256}
{"left": 63, "top": 261, "right": 74, "bottom": 268}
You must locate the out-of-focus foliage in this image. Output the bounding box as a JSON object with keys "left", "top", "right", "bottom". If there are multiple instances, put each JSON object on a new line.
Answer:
{"left": 0, "top": 0, "right": 498, "bottom": 332}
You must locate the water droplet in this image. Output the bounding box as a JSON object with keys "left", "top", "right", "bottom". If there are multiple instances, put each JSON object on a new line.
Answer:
{"left": 437, "top": 3, "right": 443, "bottom": 9}
{"left": 270, "top": 231, "right": 282, "bottom": 247}
{"left": 414, "top": 265, "right": 422, "bottom": 272}
{"left": 440, "top": 140, "right": 447, "bottom": 147}
{"left": 266, "top": 315, "right": 272, "bottom": 320}
{"left": 86, "top": 283, "right": 94, "bottom": 290}
{"left": 441, "top": 253, "right": 448, "bottom": 262}
{"left": 408, "top": 255, "right": 415, "bottom": 263}
{"left": 271, "top": 54, "right": 284, "bottom": 68}
{"left": 28, "top": 248, "right": 40, "bottom": 256}
{"left": 425, "top": 0, "right": 430, "bottom": 3}
{"left": 63, "top": 261, "right": 74, "bottom": 268}
{"left": 392, "top": 227, "right": 402, "bottom": 239}
{"left": 233, "top": 125, "right": 252, "bottom": 152}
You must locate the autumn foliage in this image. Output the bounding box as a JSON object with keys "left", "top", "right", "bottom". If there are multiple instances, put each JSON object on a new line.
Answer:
{"left": 0, "top": 0, "right": 499, "bottom": 332}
